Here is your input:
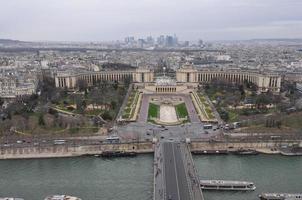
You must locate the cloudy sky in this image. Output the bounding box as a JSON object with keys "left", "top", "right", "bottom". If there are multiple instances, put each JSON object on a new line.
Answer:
{"left": 0, "top": 0, "right": 302, "bottom": 41}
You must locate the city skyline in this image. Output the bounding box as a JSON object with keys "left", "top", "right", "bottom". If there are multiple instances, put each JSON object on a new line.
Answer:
{"left": 1, "top": 0, "right": 302, "bottom": 42}
{"left": 1, "top": 1, "right": 302, "bottom": 200}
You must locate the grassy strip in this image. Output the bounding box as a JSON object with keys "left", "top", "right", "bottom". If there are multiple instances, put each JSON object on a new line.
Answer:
{"left": 175, "top": 103, "right": 188, "bottom": 118}
{"left": 148, "top": 103, "right": 159, "bottom": 119}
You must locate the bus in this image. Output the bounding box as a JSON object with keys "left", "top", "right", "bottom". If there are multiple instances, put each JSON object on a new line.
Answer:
{"left": 270, "top": 135, "right": 281, "bottom": 140}
{"left": 53, "top": 139, "right": 66, "bottom": 145}
{"left": 203, "top": 124, "right": 213, "bottom": 130}
{"left": 105, "top": 136, "right": 120, "bottom": 143}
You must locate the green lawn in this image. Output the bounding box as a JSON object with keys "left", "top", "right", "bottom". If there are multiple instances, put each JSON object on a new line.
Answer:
{"left": 227, "top": 109, "right": 239, "bottom": 122}
{"left": 148, "top": 103, "right": 159, "bottom": 119}
{"left": 85, "top": 109, "right": 103, "bottom": 116}
{"left": 175, "top": 103, "right": 188, "bottom": 118}
{"left": 282, "top": 112, "right": 302, "bottom": 130}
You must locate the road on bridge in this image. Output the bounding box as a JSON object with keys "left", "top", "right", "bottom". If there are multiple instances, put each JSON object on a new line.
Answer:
{"left": 163, "top": 142, "right": 192, "bottom": 200}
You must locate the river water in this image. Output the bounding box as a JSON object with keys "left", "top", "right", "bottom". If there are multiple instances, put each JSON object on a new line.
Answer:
{"left": 0, "top": 154, "right": 301, "bottom": 200}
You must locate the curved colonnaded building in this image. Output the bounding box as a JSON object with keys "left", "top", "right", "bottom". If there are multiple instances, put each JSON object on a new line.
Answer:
{"left": 55, "top": 64, "right": 282, "bottom": 93}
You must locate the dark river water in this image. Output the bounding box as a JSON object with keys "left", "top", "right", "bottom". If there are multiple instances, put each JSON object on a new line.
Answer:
{"left": 0, "top": 154, "right": 301, "bottom": 200}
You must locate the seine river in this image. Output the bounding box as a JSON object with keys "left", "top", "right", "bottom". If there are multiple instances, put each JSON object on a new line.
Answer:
{"left": 0, "top": 154, "right": 301, "bottom": 200}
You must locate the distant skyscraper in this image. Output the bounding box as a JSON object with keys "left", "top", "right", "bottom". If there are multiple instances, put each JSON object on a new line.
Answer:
{"left": 146, "top": 36, "right": 154, "bottom": 45}
{"left": 124, "top": 36, "right": 135, "bottom": 44}
{"left": 138, "top": 38, "right": 145, "bottom": 48}
{"left": 165, "top": 35, "right": 174, "bottom": 47}
{"left": 173, "top": 34, "right": 178, "bottom": 46}
{"left": 157, "top": 35, "right": 165, "bottom": 46}
{"left": 198, "top": 39, "right": 203, "bottom": 46}
{"left": 124, "top": 34, "right": 179, "bottom": 47}
{"left": 183, "top": 41, "right": 189, "bottom": 47}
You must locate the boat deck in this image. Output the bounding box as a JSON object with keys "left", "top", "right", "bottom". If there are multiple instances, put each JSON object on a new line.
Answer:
{"left": 259, "top": 193, "right": 302, "bottom": 200}
{"left": 200, "top": 179, "right": 256, "bottom": 191}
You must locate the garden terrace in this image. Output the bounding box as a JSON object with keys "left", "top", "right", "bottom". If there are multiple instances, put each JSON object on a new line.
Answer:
{"left": 191, "top": 91, "right": 217, "bottom": 123}
{"left": 122, "top": 89, "right": 142, "bottom": 121}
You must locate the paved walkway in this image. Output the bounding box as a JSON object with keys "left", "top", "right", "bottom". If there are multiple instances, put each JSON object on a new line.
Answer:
{"left": 160, "top": 104, "right": 178, "bottom": 123}
{"left": 138, "top": 94, "right": 150, "bottom": 122}
{"left": 183, "top": 95, "right": 201, "bottom": 123}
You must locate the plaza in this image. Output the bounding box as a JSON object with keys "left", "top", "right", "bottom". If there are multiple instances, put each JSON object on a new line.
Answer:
{"left": 54, "top": 63, "right": 284, "bottom": 141}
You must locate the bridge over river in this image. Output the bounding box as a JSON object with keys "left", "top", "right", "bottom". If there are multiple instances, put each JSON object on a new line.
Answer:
{"left": 154, "top": 142, "right": 204, "bottom": 200}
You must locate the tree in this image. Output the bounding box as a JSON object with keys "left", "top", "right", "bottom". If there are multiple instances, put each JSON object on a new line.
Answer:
{"left": 124, "top": 76, "right": 131, "bottom": 88}
{"left": 76, "top": 79, "right": 88, "bottom": 91}
{"left": 238, "top": 84, "right": 245, "bottom": 99}
{"left": 113, "top": 80, "right": 118, "bottom": 90}
{"left": 244, "top": 80, "right": 258, "bottom": 91}
{"left": 276, "top": 120, "right": 282, "bottom": 129}
{"left": 111, "top": 100, "right": 117, "bottom": 110}
{"left": 82, "top": 100, "right": 87, "bottom": 110}
{"left": 89, "top": 88, "right": 103, "bottom": 105}
{"left": 204, "top": 84, "right": 210, "bottom": 90}
{"left": 7, "top": 111, "right": 11, "bottom": 120}
{"left": 48, "top": 108, "right": 58, "bottom": 115}
{"left": 255, "top": 94, "right": 271, "bottom": 109}
{"left": 219, "top": 109, "right": 229, "bottom": 122}
{"left": 38, "top": 113, "right": 45, "bottom": 126}
{"left": 0, "top": 97, "right": 4, "bottom": 107}
{"left": 101, "top": 111, "right": 112, "bottom": 120}
{"left": 75, "top": 96, "right": 86, "bottom": 113}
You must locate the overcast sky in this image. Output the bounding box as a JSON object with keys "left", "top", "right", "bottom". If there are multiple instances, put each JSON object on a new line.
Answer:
{"left": 0, "top": 0, "right": 302, "bottom": 42}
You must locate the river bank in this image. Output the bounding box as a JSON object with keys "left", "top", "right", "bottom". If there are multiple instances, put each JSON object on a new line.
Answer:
{"left": 0, "top": 140, "right": 301, "bottom": 159}
{"left": 0, "top": 142, "right": 153, "bottom": 159}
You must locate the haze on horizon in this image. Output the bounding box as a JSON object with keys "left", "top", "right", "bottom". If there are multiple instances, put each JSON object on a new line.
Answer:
{"left": 0, "top": 0, "right": 302, "bottom": 42}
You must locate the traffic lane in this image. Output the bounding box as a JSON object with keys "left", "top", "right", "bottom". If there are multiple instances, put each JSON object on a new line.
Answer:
{"left": 183, "top": 95, "right": 200, "bottom": 123}
{"left": 174, "top": 144, "right": 191, "bottom": 200}
{"left": 0, "top": 138, "right": 104, "bottom": 148}
{"left": 137, "top": 94, "right": 149, "bottom": 122}
{"left": 163, "top": 142, "right": 180, "bottom": 200}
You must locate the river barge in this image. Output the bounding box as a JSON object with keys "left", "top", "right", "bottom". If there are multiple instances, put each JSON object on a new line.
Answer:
{"left": 101, "top": 151, "right": 137, "bottom": 157}
{"left": 192, "top": 150, "right": 229, "bottom": 155}
{"left": 200, "top": 179, "right": 256, "bottom": 191}
{"left": 280, "top": 147, "right": 302, "bottom": 156}
{"left": 233, "top": 148, "right": 259, "bottom": 155}
{"left": 44, "top": 195, "right": 81, "bottom": 200}
{"left": 259, "top": 193, "right": 302, "bottom": 200}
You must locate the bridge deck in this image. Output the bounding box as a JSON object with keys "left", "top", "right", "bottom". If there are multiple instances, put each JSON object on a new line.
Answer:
{"left": 154, "top": 142, "right": 204, "bottom": 200}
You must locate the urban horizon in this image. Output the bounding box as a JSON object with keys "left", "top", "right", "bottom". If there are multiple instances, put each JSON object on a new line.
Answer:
{"left": 1, "top": 0, "right": 302, "bottom": 41}
{"left": 1, "top": 1, "right": 302, "bottom": 200}
{"left": 2, "top": 35, "right": 302, "bottom": 43}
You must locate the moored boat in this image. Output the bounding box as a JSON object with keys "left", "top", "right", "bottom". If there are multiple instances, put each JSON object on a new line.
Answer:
{"left": 233, "top": 148, "right": 259, "bottom": 155}
{"left": 259, "top": 193, "right": 302, "bottom": 200}
{"left": 44, "top": 195, "right": 82, "bottom": 200}
{"left": 192, "top": 150, "right": 229, "bottom": 155}
{"left": 280, "top": 147, "right": 302, "bottom": 156}
{"left": 101, "top": 151, "right": 137, "bottom": 157}
{"left": 200, "top": 179, "right": 256, "bottom": 191}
